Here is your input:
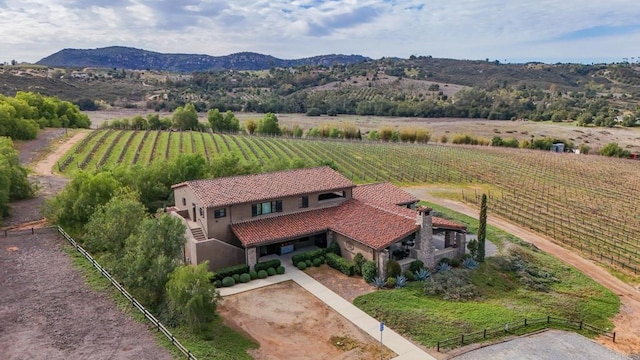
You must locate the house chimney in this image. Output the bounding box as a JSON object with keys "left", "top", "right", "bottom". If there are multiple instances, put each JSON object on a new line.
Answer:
{"left": 412, "top": 206, "right": 435, "bottom": 268}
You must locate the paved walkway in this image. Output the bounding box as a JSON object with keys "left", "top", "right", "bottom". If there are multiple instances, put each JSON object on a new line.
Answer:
{"left": 218, "top": 255, "right": 435, "bottom": 360}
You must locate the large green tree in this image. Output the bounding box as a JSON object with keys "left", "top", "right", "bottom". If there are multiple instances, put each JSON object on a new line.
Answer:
{"left": 0, "top": 137, "right": 33, "bottom": 221}
{"left": 166, "top": 261, "right": 220, "bottom": 328}
{"left": 172, "top": 103, "right": 199, "bottom": 130}
{"left": 120, "top": 214, "right": 186, "bottom": 308}
{"left": 256, "top": 113, "right": 281, "bottom": 135}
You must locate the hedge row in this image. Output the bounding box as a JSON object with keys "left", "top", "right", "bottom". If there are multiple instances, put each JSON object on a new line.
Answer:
{"left": 255, "top": 259, "right": 281, "bottom": 272}
{"left": 219, "top": 265, "right": 286, "bottom": 287}
{"left": 292, "top": 248, "right": 326, "bottom": 265}
{"left": 212, "top": 264, "right": 250, "bottom": 282}
{"left": 326, "top": 253, "right": 354, "bottom": 276}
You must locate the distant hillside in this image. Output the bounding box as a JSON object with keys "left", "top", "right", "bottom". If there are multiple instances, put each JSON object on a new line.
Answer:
{"left": 36, "top": 46, "right": 370, "bottom": 72}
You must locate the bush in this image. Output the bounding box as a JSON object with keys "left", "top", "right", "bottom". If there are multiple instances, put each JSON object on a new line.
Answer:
{"left": 386, "top": 277, "right": 397, "bottom": 288}
{"left": 327, "top": 241, "right": 341, "bottom": 256}
{"left": 255, "top": 259, "right": 281, "bottom": 272}
{"left": 313, "top": 257, "right": 323, "bottom": 267}
{"left": 276, "top": 266, "right": 285, "bottom": 274}
{"left": 450, "top": 258, "right": 461, "bottom": 268}
{"left": 232, "top": 274, "right": 241, "bottom": 283}
{"left": 462, "top": 253, "right": 473, "bottom": 260}
{"left": 212, "top": 264, "right": 250, "bottom": 282}
{"left": 395, "top": 275, "right": 408, "bottom": 288}
{"left": 370, "top": 276, "right": 386, "bottom": 289}
{"left": 222, "top": 276, "right": 236, "bottom": 287}
{"left": 361, "top": 260, "right": 378, "bottom": 282}
{"left": 297, "top": 261, "right": 307, "bottom": 270}
{"left": 267, "top": 267, "right": 276, "bottom": 276}
{"left": 249, "top": 270, "right": 258, "bottom": 280}
{"left": 257, "top": 270, "right": 268, "bottom": 279}
{"left": 403, "top": 270, "right": 415, "bottom": 282}
{"left": 239, "top": 273, "right": 251, "bottom": 283}
{"left": 386, "top": 259, "right": 401, "bottom": 278}
{"left": 439, "top": 258, "right": 451, "bottom": 265}
{"left": 409, "top": 260, "right": 424, "bottom": 273}
{"left": 415, "top": 268, "right": 431, "bottom": 281}
{"left": 423, "top": 270, "right": 478, "bottom": 301}
{"left": 292, "top": 248, "right": 326, "bottom": 265}
{"left": 305, "top": 259, "right": 312, "bottom": 268}
{"left": 214, "top": 280, "right": 222, "bottom": 288}
{"left": 325, "top": 253, "right": 354, "bottom": 276}
{"left": 353, "top": 253, "right": 365, "bottom": 276}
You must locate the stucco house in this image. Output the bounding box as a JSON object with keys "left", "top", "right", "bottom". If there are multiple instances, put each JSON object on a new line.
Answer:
{"left": 170, "top": 166, "right": 467, "bottom": 277}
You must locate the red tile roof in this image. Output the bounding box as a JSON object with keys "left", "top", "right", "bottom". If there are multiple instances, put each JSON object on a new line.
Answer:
{"left": 172, "top": 166, "right": 354, "bottom": 208}
{"left": 353, "top": 182, "right": 419, "bottom": 206}
{"left": 231, "top": 199, "right": 419, "bottom": 250}
{"left": 433, "top": 217, "right": 467, "bottom": 231}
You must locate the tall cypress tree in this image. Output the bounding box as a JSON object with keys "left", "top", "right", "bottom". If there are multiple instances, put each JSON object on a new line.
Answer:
{"left": 477, "top": 193, "right": 488, "bottom": 262}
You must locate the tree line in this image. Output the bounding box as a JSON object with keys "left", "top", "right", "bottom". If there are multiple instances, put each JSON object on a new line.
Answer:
{"left": 0, "top": 137, "right": 34, "bottom": 223}
{"left": 0, "top": 92, "right": 91, "bottom": 140}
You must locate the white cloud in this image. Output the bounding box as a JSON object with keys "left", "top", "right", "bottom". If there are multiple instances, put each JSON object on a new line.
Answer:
{"left": 2, "top": 0, "right": 640, "bottom": 63}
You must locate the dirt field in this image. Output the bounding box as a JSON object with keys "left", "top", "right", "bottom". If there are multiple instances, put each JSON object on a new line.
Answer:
{"left": 217, "top": 281, "right": 395, "bottom": 360}
{"left": 86, "top": 109, "right": 640, "bottom": 152}
{"left": 404, "top": 185, "right": 640, "bottom": 357}
{"left": 305, "top": 264, "right": 375, "bottom": 302}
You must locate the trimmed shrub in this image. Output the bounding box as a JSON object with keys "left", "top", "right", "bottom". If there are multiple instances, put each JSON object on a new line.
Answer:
{"left": 462, "top": 253, "right": 473, "bottom": 260}
{"left": 255, "top": 259, "right": 281, "bottom": 272}
{"left": 325, "top": 253, "right": 354, "bottom": 276}
{"left": 297, "top": 261, "right": 307, "bottom": 270}
{"left": 249, "top": 270, "right": 258, "bottom": 280}
{"left": 450, "top": 258, "right": 461, "bottom": 268}
{"left": 232, "top": 274, "right": 241, "bottom": 283}
{"left": 305, "top": 259, "right": 313, "bottom": 268}
{"left": 313, "top": 257, "right": 323, "bottom": 267}
{"left": 439, "top": 258, "right": 451, "bottom": 265}
{"left": 291, "top": 248, "right": 326, "bottom": 265}
{"left": 361, "top": 260, "right": 378, "bottom": 282}
{"left": 353, "top": 253, "right": 365, "bottom": 276}
{"left": 386, "top": 259, "right": 401, "bottom": 278}
{"left": 212, "top": 264, "right": 250, "bottom": 282}
{"left": 403, "top": 270, "right": 415, "bottom": 282}
{"left": 267, "top": 267, "right": 276, "bottom": 276}
{"left": 409, "top": 260, "right": 424, "bottom": 273}
{"left": 386, "top": 277, "right": 397, "bottom": 288}
{"left": 222, "top": 276, "right": 236, "bottom": 287}
{"left": 327, "top": 241, "right": 341, "bottom": 256}
{"left": 257, "top": 270, "right": 268, "bottom": 279}
{"left": 239, "top": 273, "right": 251, "bottom": 283}
{"left": 214, "top": 280, "right": 222, "bottom": 288}
{"left": 276, "top": 266, "right": 285, "bottom": 274}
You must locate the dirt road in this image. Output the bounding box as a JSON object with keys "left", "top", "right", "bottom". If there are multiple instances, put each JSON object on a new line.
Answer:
{"left": 33, "top": 130, "right": 88, "bottom": 176}
{"left": 404, "top": 186, "right": 640, "bottom": 356}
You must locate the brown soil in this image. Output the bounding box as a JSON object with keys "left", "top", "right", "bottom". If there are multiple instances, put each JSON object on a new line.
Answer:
{"left": 217, "top": 281, "right": 395, "bottom": 360}
{"left": 33, "top": 130, "right": 88, "bottom": 176}
{"left": 305, "top": 264, "right": 376, "bottom": 302}
{"left": 404, "top": 186, "right": 640, "bottom": 357}
{"left": 0, "top": 130, "right": 172, "bottom": 359}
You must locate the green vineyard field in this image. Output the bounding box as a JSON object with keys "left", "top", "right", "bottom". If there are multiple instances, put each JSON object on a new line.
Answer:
{"left": 58, "top": 129, "right": 640, "bottom": 278}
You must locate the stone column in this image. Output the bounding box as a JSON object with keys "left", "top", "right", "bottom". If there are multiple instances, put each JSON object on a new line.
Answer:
{"left": 377, "top": 249, "right": 389, "bottom": 279}
{"left": 246, "top": 247, "right": 257, "bottom": 268}
{"left": 456, "top": 232, "right": 467, "bottom": 258}
{"left": 412, "top": 206, "right": 436, "bottom": 269}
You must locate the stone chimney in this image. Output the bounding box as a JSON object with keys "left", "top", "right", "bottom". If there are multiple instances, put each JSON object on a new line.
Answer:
{"left": 412, "top": 206, "right": 436, "bottom": 268}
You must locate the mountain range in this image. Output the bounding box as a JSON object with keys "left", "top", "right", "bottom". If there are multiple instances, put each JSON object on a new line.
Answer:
{"left": 36, "top": 46, "right": 370, "bottom": 72}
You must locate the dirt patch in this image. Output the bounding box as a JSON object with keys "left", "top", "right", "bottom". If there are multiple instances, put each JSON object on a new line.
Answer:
{"left": 13, "top": 128, "right": 66, "bottom": 166}
{"left": 305, "top": 264, "right": 376, "bottom": 302}
{"left": 217, "top": 281, "right": 395, "bottom": 360}
{"left": 32, "top": 130, "right": 88, "bottom": 176}
{"left": 404, "top": 186, "right": 640, "bottom": 357}
{"left": 0, "top": 228, "right": 172, "bottom": 360}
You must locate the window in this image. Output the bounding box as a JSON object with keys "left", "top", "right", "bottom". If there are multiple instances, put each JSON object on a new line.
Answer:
{"left": 318, "top": 191, "right": 346, "bottom": 201}
{"left": 252, "top": 200, "right": 283, "bottom": 217}
{"left": 214, "top": 208, "right": 226, "bottom": 218}
{"left": 182, "top": 198, "right": 186, "bottom": 206}
{"left": 299, "top": 196, "right": 309, "bottom": 208}
{"left": 199, "top": 208, "right": 204, "bottom": 217}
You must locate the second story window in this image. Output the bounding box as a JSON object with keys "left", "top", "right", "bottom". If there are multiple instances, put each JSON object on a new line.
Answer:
{"left": 299, "top": 196, "right": 309, "bottom": 208}
{"left": 214, "top": 208, "right": 226, "bottom": 218}
{"left": 252, "top": 200, "right": 283, "bottom": 217}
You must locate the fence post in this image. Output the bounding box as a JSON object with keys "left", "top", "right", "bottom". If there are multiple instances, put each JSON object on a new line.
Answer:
{"left": 461, "top": 334, "right": 464, "bottom": 345}
{"left": 483, "top": 329, "right": 487, "bottom": 339}
{"left": 579, "top": 321, "right": 583, "bottom": 330}
{"left": 547, "top": 316, "right": 550, "bottom": 324}
{"left": 613, "top": 332, "right": 616, "bottom": 343}
{"left": 437, "top": 341, "right": 440, "bottom": 352}
{"left": 31, "top": 227, "right": 34, "bottom": 234}
{"left": 524, "top": 319, "right": 527, "bottom": 327}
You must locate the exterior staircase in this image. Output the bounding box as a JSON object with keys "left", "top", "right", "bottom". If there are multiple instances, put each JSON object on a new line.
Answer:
{"left": 191, "top": 227, "right": 206, "bottom": 241}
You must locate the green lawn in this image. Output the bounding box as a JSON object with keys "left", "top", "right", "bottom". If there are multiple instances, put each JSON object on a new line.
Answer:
{"left": 353, "top": 201, "right": 620, "bottom": 348}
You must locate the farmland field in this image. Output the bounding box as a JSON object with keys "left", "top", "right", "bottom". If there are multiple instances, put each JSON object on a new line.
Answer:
{"left": 59, "top": 129, "right": 640, "bottom": 279}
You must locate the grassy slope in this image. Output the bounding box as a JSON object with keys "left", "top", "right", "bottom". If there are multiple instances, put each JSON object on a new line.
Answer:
{"left": 64, "top": 246, "right": 257, "bottom": 359}
{"left": 353, "top": 201, "right": 620, "bottom": 347}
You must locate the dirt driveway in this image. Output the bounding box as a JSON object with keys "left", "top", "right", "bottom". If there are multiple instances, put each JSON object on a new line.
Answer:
{"left": 404, "top": 186, "right": 640, "bottom": 357}
{"left": 218, "top": 281, "right": 395, "bottom": 360}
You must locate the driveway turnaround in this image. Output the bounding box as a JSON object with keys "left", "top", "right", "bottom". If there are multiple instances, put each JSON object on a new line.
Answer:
{"left": 219, "top": 259, "right": 435, "bottom": 360}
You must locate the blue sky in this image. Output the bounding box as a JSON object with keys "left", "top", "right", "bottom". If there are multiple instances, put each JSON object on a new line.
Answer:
{"left": 2, "top": 0, "right": 640, "bottom": 64}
